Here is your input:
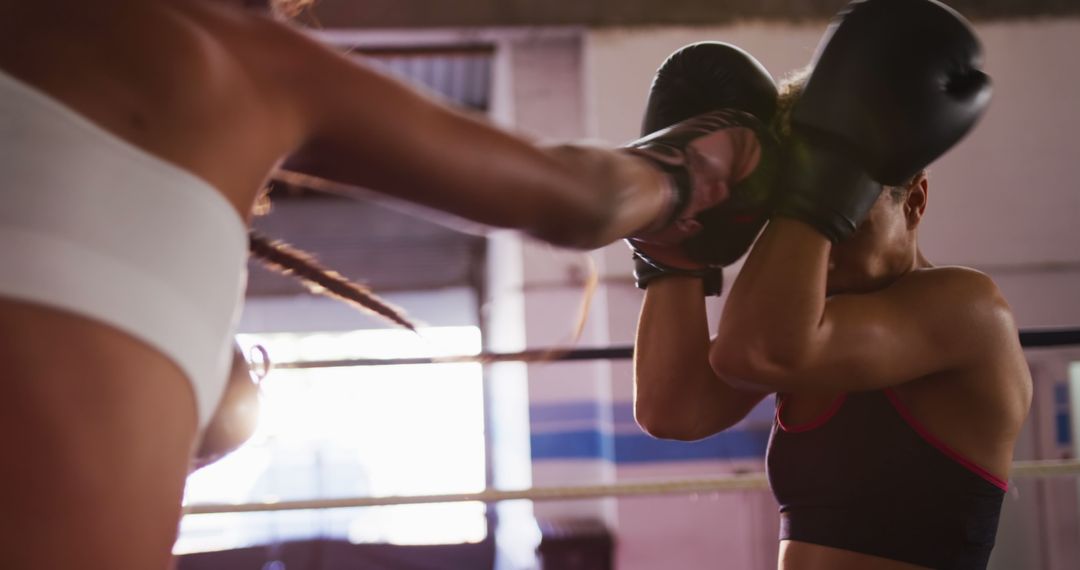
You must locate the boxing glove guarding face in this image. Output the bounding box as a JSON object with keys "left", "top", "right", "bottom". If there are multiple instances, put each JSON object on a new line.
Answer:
{"left": 792, "top": 0, "right": 991, "bottom": 186}
{"left": 642, "top": 42, "right": 778, "bottom": 136}
{"left": 627, "top": 109, "right": 779, "bottom": 271}
{"left": 627, "top": 42, "right": 780, "bottom": 286}
{"left": 776, "top": 0, "right": 991, "bottom": 241}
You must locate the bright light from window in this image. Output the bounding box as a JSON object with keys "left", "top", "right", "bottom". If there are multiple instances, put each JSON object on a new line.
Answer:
{"left": 177, "top": 327, "right": 487, "bottom": 554}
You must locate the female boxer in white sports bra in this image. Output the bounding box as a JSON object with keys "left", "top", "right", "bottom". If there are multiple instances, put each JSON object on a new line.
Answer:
{"left": 0, "top": 1, "right": 720, "bottom": 567}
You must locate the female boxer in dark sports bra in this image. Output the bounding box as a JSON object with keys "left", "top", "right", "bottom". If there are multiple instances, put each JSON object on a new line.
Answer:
{"left": 636, "top": 103, "right": 1030, "bottom": 570}
{"left": 633, "top": 1, "right": 1031, "bottom": 569}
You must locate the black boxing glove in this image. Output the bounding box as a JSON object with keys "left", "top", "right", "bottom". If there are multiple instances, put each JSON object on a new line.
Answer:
{"left": 625, "top": 42, "right": 780, "bottom": 293}
{"left": 640, "top": 42, "right": 779, "bottom": 136}
{"left": 776, "top": 0, "right": 992, "bottom": 241}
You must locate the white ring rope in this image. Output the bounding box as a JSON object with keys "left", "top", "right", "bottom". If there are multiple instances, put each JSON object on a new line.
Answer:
{"left": 183, "top": 459, "right": 1080, "bottom": 516}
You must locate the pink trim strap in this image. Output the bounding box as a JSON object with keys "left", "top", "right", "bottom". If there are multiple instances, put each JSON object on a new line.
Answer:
{"left": 884, "top": 389, "right": 1009, "bottom": 491}
{"left": 777, "top": 394, "right": 847, "bottom": 433}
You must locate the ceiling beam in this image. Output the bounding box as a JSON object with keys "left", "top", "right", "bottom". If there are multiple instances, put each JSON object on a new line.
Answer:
{"left": 310, "top": 0, "right": 1080, "bottom": 29}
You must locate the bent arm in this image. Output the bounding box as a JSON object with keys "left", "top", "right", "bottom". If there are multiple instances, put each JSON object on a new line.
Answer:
{"left": 635, "top": 277, "right": 767, "bottom": 440}
{"left": 711, "top": 218, "right": 1011, "bottom": 392}
{"left": 269, "top": 27, "right": 668, "bottom": 249}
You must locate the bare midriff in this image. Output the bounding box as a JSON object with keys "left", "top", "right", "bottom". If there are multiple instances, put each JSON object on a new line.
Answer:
{"left": 779, "top": 541, "right": 931, "bottom": 570}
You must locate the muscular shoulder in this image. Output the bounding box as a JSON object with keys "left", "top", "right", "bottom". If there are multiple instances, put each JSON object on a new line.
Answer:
{"left": 189, "top": 4, "right": 361, "bottom": 127}
{"left": 894, "top": 266, "right": 1019, "bottom": 350}
{"left": 897, "top": 266, "right": 1008, "bottom": 309}
{"left": 180, "top": 2, "right": 315, "bottom": 73}
{"left": 165, "top": 2, "right": 333, "bottom": 134}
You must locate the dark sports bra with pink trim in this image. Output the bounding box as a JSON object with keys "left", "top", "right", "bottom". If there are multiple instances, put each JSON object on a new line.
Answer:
{"left": 767, "top": 389, "right": 1006, "bottom": 570}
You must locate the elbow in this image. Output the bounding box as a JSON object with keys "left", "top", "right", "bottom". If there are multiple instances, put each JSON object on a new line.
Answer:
{"left": 636, "top": 413, "right": 709, "bottom": 442}
{"left": 634, "top": 395, "right": 721, "bottom": 442}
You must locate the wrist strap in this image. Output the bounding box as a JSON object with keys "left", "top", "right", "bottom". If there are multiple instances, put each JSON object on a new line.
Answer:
{"left": 632, "top": 254, "right": 724, "bottom": 296}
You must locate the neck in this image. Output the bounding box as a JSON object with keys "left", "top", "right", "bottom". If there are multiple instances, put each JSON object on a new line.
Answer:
{"left": 914, "top": 247, "right": 932, "bottom": 269}
{"left": 892, "top": 232, "right": 928, "bottom": 274}
{"left": 872, "top": 237, "right": 925, "bottom": 290}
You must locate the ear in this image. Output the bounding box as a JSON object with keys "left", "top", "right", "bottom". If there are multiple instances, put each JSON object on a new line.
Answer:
{"left": 903, "top": 173, "right": 928, "bottom": 229}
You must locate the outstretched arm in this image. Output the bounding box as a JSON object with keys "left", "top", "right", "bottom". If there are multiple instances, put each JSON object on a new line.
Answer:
{"left": 266, "top": 25, "right": 669, "bottom": 249}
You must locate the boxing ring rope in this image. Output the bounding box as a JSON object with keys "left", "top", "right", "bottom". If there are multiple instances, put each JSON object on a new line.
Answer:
{"left": 184, "top": 459, "right": 1080, "bottom": 515}
{"left": 186, "top": 326, "right": 1080, "bottom": 516}
{"left": 271, "top": 327, "right": 1080, "bottom": 370}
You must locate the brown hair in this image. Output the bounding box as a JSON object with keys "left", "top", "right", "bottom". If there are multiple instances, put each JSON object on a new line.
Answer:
{"left": 773, "top": 66, "right": 813, "bottom": 140}
{"left": 270, "top": 0, "right": 315, "bottom": 18}
{"left": 240, "top": 0, "right": 316, "bottom": 21}
{"left": 248, "top": 231, "right": 417, "bottom": 331}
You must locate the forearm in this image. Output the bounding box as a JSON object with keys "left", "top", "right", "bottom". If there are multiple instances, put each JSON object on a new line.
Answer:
{"left": 539, "top": 144, "right": 672, "bottom": 248}
{"left": 635, "top": 278, "right": 750, "bottom": 439}
{"left": 288, "top": 49, "right": 671, "bottom": 249}
{"left": 716, "top": 218, "right": 831, "bottom": 371}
